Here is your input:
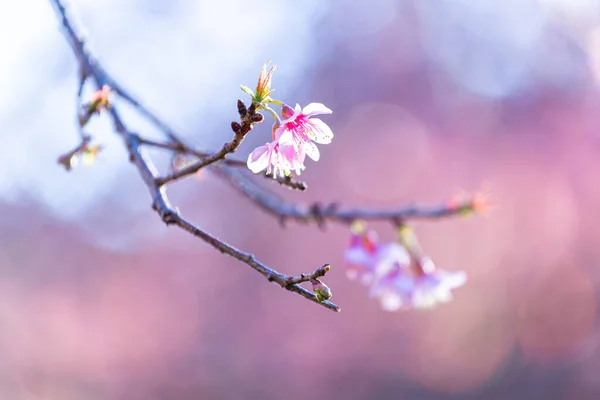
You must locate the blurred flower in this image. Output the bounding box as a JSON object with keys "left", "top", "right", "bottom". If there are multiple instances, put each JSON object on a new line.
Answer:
{"left": 80, "top": 144, "right": 103, "bottom": 165}
{"left": 79, "top": 85, "right": 113, "bottom": 126}
{"left": 241, "top": 62, "right": 276, "bottom": 105}
{"left": 277, "top": 102, "right": 333, "bottom": 162}
{"left": 58, "top": 142, "right": 103, "bottom": 171}
{"left": 345, "top": 221, "right": 467, "bottom": 311}
{"left": 447, "top": 185, "right": 494, "bottom": 216}
{"left": 370, "top": 256, "right": 467, "bottom": 311}
{"left": 247, "top": 126, "right": 306, "bottom": 177}
{"left": 344, "top": 221, "right": 410, "bottom": 285}
{"left": 88, "top": 84, "right": 112, "bottom": 112}
{"left": 311, "top": 278, "right": 332, "bottom": 302}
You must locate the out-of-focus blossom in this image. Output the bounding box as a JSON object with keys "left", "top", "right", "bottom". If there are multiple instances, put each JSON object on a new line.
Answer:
{"left": 447, "top": 185, "right": 494, "bottom": 216}
{"left": 79, "top": 85, "right": 113, "bottom": 126}
{"left": 88, "top": 85, "right": 112, "bottom": 111}
{"left": 370, "top": 256, "right": 467, "bottom": 311}
{"left": 343, "top": 221, "right": 410, "bottom": 285}
{"left": 247, "top": 126, "right": 306, "bottom": 177}
{"left": 58, "top": 142, "right": 103, "bottom": 171}
{"left": 345, "top": 221, "right": 466, "bottom": 311}
{"left": 277, "top": 103, "right": 333, "bottom": 162}
{"left": 241, "top": 62, "right": 276, "bottom": 105}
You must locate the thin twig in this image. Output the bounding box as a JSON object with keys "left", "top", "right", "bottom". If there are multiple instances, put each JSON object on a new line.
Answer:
{"left": 284, "top": 264, "right": 330, "bottom": 286}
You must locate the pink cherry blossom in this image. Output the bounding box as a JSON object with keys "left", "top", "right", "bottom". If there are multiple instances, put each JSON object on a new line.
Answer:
{"left": 276, "top": 103, "right": 333, "bottom": 162}
{"left": 247, "top": 127, "right": 306, "bottom": 177}
{"left": 343, "top": 223, "right": 410, "bottom": 285}
{"left": 369, "top": 256, "right": 467, "bottom": 311}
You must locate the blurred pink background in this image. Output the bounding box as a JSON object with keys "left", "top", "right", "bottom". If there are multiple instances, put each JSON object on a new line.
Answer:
{"left": 3, "top": 0, "right": 600, "bottom": 398}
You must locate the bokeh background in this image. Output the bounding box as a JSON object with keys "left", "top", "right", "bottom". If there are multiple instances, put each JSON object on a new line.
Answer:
{"left": 2, "top": 0, "right": 600, "bottom": 398}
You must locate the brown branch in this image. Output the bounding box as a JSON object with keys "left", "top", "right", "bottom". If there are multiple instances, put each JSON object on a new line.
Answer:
{"left": 49, "top": 0, "right": 339, "bottom": 312}
{"left": 138, "top": 138, "right": 305, "bottom": 192}
{"left": 155, "top": 102, "right": 262, "bottom": 185}
{"left": 215, "top": 166, "right": 472, "bottom": 226}
{"left": 138, "top": 137, "right": 249, "bottom": 168}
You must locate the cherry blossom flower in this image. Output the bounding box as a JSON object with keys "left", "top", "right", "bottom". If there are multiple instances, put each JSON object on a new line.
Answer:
{"left": 276, "top": 103, "right": 333, "bottom": 162}
{"left": 247, "top": 125, "right": 306, "bottom": 177}
{"left": 369, "top": 256, "right": 467, "bottom": 311}
{"left": 343, "top": 221, "right": 410, "bottom": 285}
{"left": 344, "top": 221, "right": 467, "bottom": 311}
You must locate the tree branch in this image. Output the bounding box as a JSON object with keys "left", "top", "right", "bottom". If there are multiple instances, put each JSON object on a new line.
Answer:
{"left": 49, "top": 0, "right": 339, "bottom": 312}
{"left": 214, "top": 166, "right": 471, "bottom": 228}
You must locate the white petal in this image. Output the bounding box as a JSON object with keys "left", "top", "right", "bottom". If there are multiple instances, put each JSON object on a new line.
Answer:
{"left": 247, "top": 145, "right": 270, "bottom": 173}
{"left": 277, "top": 128, "right": 295, "bottom": 144}
{"left": 302, "top": 102, "right": 332, "bottom": 117}
{"left": 303, "top": 141, "right": 320, "bottom": 161}
{"left": 273, "top": 125, "right": 289, "bottom": 141}
{"left": 307, "top": 118, "right": 334, "bottom": 144}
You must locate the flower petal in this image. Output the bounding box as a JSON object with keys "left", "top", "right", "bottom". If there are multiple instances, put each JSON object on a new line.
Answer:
{"left": 247, "top": 144, "right": 271, "bottom": 173}
{"left": 375, "top": 243, "right": 410, "bottom": 277}
{"left": 302, "top": 102, "right": 332, "bottom": 117}
{"left": 303, "top": 141, "right": 320, "bottom": 161}
{"left": 307, "top": 118, "right": 334, "bottom": 144}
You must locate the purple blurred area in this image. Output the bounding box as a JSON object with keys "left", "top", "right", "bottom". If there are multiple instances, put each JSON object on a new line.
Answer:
{"left": 3, "top": 0, "right": 600, "bottom": 398}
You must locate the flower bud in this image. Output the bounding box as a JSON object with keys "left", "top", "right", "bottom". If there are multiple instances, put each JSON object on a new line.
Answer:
{"left": 231, "top": 121, "right": 242, "bottom": 133}
{"left": 254, "top": 62, "right": 276, "bottom": 104}
{"left": 311, "top": 278, "right": 332, "bottom": 302}
{"left": 281, "top": 103, "right": 295, "bottom": 120}
{"left": 237, "top": 99, "right": 247, "bottom": 117}
{"left": 250, "top": 113, "right": 264, "bottom": 123}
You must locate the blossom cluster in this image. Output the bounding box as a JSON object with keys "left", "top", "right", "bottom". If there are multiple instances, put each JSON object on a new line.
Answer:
{"left": 343, "top": 221, "right": 467, "bottom": 311}
{"left": 243, "top": 64, "right": 334, "bottom": 178}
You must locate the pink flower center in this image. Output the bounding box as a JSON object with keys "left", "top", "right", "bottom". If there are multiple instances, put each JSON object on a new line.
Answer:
{"left": 284, "top": 116, "right": 314, "bottom": 142}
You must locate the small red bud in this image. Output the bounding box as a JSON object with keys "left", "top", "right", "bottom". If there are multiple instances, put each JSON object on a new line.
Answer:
{"left": 231, "top": 121, "right": 242, "bottom": 133}
{"left": 237, "top": 100, "right": 247, "bottom": 117}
